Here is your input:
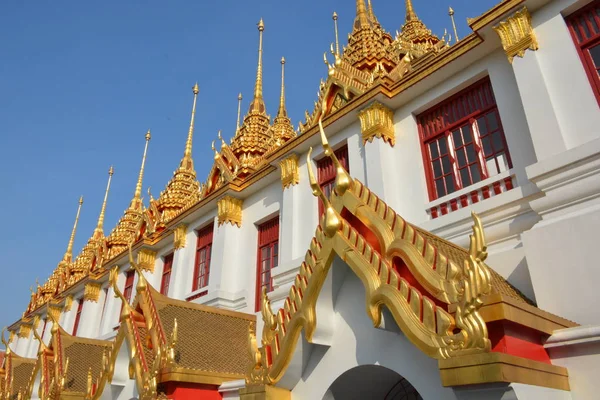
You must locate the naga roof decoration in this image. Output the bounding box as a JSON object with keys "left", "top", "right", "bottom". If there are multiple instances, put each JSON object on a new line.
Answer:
{"left": 105, "top": 248, "right": 255, "bottom": 400}
{"left": 299, "top": 0, "right": 449, "bottom": 133}
{"left": 0, "top": 330, "right": 36, "bottom": 400}
{"left": 105, "top": 131, "right": 151, "bottom": 259}
{"left": 246, "top": 117, "right": 576, "bottom": 387}
{"left": 69, "top": 167, "right": 114, "bottom": 285}
{"left": 24, "top": 317, "right": 113, "bottom": 400}
{"left": 148, "top": 84, "right": 202, "bottom": 231}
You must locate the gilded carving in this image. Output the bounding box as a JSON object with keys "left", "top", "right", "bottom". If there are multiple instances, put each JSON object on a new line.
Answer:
{"left": 279, "top": 154, "right": 299, "bottom": 189}
{"left": 137, "top": 248, "right": 157, "bottom": 273}
{"left": 48, "top": 304, "right": 63, "bottom": 322}
{"left": 64, "top": 294, "right": 74, "bottom": 311}
{"left": 247, "top": 117, "right": 492, "bottom": 385}
{"left": 173, "top": 224, "right": 188, "bottom": 250}
{"left": 84, "top": 282, "right": 102, "bottom": 302}
{"left": 33, "top": 314, "right": 41, "bottom": 329}
{"left": 358, "top": 102, "right": 396, "bottom": 146}
{"left": 493, "top": 7, "right": 538, "bottom": 63}
{"left": 217, "top": 196, "right": 243, "bottom": 227}
{"left": 9, "top": 330, "right": 15, "bottom": 343}
{"left": 18, "top": 324, "right": 31, "bottom": 338}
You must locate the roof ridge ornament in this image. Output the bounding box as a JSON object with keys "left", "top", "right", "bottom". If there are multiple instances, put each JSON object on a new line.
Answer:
{"left": 93, "top": 166, "right": 114, "bottom": 240}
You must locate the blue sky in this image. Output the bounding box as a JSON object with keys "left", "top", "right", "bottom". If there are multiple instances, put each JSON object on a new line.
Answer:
{"left": 0, "top": 0, "right": 499, "bottom": 331}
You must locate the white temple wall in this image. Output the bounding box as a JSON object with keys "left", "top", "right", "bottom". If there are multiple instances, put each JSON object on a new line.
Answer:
{"left": 532, "top": 0, "right": 600, "bottom": 151}
{"left": 79, "top": 288, "right": 108, "bottom": 338}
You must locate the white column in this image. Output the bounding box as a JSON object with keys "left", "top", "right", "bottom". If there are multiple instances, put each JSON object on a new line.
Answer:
{"left": 208, "top": 218, "right": 244, "bottom": 308}
{"left": 15, "top": 331, "right": 30, "bottom": 355}
{"left": 511, "top": 50, "right": 566, "bottom": 162}
{"left": 78, "top": 289, "right": 107, "bottom": 338}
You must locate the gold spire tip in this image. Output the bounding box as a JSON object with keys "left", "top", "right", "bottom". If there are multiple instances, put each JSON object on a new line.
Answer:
{"left": 108, "top": 166, "right": 114, "bottom": 176}
{"left": 281, "top": 56, "right": 285, "bottom": 64}
{"left": 193, "top": 82, "right": 199, "bottom": 95}
{"left": 448, "top": 6, "right": 454, "bottom": 15}
{"left": 145, "top": 129, "right": 151, "bottom": 141}
{"left": 333, "top": 11, "right": 338, "bottom": 20}
{"left": 258, "top": 18, "right": 264, "bottom": 31}
{"left": 78, "top": 196, "right": 83, "bottom": 205}
{"left": 238, "top": 92, "right": 242, "bottom": 100}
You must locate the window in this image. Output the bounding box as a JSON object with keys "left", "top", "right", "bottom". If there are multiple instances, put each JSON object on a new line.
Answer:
{"left": 123, "top": 270, "right": 135, "bottom": 304}
{"left": 193, "top": 224, "right": 214, "bottom": 291}
{"left": 566, "top": 0, "right": 600, "bottom": 104}
{"left": 72, "top": 299, "right": 84, "bottom": 336}
{"left": 417, "top": 78, "right": 512, "bottom": 201}
{"left": 160, "top": 253, "right": 174, "bottom": 295}
{"left": 256, "top": 217, "right": 279, "bottom": 311}
{"left": 316, "top": 145, "right": 349, "bottom": 215}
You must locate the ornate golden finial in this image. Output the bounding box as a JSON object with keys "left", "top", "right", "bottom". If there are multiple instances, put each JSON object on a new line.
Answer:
{"left": 355, "top": 0, "right": 370, "bottom": 28}
{"left": 248, "top": 19, "right": 266, "bottom": 114}
{"left": 332, "top": 12, "right": 340, "bottom": 56}
{"left": 405, "top": 0, "right": 418, "bottom": 21}
{"left": 181, "top": 83, "right": 199, "bottom": 169}
{"left": 62, "top": 196, "right": 84, "bottom": 264}
{"left": 132, "top": 130, "right": 151, "bottom": 205}
{"left": 367, "top": 0, "right": 379, "bottom": 25}
{"left": 449, "top": 6, "right": 459, "bottom": 42}
{"left": 236, "top": 92, "right": 243, "bottom": 131}
{"left": 277, "top": 57, "right": 288, "bottom": 117}
{"left": 93, "top": 166, "right": 114, "bottom": 239}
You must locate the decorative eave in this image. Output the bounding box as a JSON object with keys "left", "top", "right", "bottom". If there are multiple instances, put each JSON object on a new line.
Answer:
{"left": 107, "top": 251, "right": 255, "bottom": 400}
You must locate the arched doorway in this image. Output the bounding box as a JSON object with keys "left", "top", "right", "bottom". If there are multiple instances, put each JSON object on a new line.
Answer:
{"left": 323, "top": 365, "right": 422, "bottom": 400}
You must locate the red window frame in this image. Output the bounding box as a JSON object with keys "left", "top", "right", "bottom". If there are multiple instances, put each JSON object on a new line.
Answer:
{"left": 193, "top": 223, "right": 214, "bottom": 292}
{"left": 123, "top": 270, "right": 135, "bottom": 304}
{"left": 160, "top": 253, "right": 174, "bottom": 295}
{"left": 72, "top": 299, "right": 84, "bottom": 336}
{"left": 566, "top": 0, "right": 600, "bottom": 104}
{"left": 316, "top": 145, "right": 349, "bottom": 215}
{"left": 417, "top": 78, "right": 513, "bottom": 201}
{"left": 256, "top": 216, "right": 279, "bottom": 311}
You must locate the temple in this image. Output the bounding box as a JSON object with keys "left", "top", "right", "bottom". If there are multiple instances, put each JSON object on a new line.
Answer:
{"left": 2, "top": 0, "right": 600, "bottom": 398}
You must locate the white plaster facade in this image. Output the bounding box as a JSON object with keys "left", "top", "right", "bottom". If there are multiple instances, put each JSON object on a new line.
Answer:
{"left": 6, "top": 0, "right": 600, "bottom": 398}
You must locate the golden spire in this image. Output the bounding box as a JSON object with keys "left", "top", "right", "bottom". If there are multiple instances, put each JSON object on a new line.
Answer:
{"left": 93, "top": 166, "right": 114, "bottom": 240}
{"left": 367, "top": 0, "right": 379, "bottom": 25}
{"left": 355, "top": 0, "right": 370, "bottom": 28}
{"left": 449, "top": 6, "right": 459, "bottom": 42}
{"left": 181, "top": 83, "right": 199, "bottom": 170}
{"left": 277, "top": 57, "right": 288, "bottom": 117}
{"left": 62, "top": 196, "right": 84, "bottom": 263}
{"left": 248, "top": 19, "right": 266, "bottom": 114}
{"left": 405, "top": 0, "right": 418, "bottom": 21}
{"left": 332, "top": 12, "right": 340, "bottom": 55}
{"left": 131, "top": 130, "right": 151, "bottom": 208}
{"left": 236, "top": 92, "right": 243, "bottom": 131}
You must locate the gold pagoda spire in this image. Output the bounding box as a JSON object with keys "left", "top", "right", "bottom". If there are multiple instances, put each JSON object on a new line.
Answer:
{"left": 355, "top": 0, "right": 370, "bottom": 28}
{"left": 236, "top": 92, "right": 243, "bottom": 131}
{"left": 367, "top": 0, "right": 379, "bottom": 25}
{"left": 93, "top": 166, "right": 114, "bottom": 240}
{"left": 277, "top": 57, "right": 288, "bottom": 118}
{"left": 130, "top": 130, "right": 151, "bottom": 209}
{"left": 405, "top": 0, "right": 418, "bottom": 21}
{"left": 181, "top": 83, "right": 199, "bottom": 170}
{"left": 62, "top": 196, "right": 84, "bottom": 263}
{"left": 248, "top": 19, "right": 266, "bottom": 114}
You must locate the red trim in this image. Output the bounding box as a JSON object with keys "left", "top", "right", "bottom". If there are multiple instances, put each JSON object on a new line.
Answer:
{"left": 488, "top": 321, "right": 551, "bottom": 364}
{"left": 160, "top": 253, "right": 174, "bottom": 295}
{"left": 40, "top": 318, "right": 48, "bottom": 340}
{"left": 72, "top": 299, "right": 84, "bottom": 336}
{"left": 186, "top": 290, "right": 208, "bottom": 302}
{"left": 193, "top": 223, "right": 214, "bottom": 292}
{"left": 123, "top": 271, "right": 135, "bottom": 303}
{"left": 566, "top": 0, "right": 600, "bottom": 105}
{"left": 162, "top": 381, "right": 221, "bottom": 399}
{"left": 256, "top": 216, "right": 280, "bottom": 312}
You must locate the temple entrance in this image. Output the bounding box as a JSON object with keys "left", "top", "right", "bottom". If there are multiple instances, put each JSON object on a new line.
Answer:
{"left": 322, "top": 365, "right": 422, "bottom": 400}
